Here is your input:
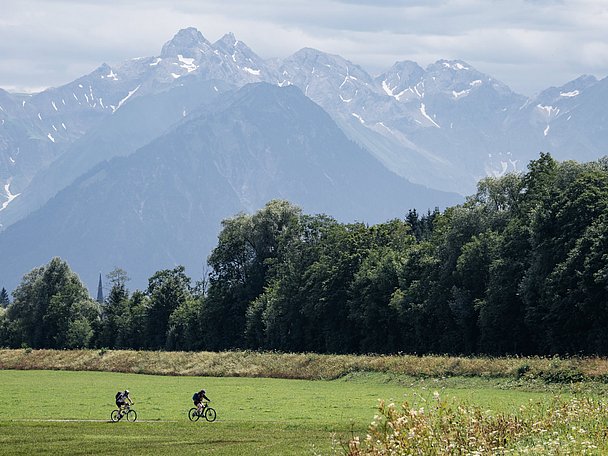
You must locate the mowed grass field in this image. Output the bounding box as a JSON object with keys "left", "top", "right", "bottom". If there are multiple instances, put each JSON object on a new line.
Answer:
{"left": 0, "top": 370, "right": 569, "bottom": 455}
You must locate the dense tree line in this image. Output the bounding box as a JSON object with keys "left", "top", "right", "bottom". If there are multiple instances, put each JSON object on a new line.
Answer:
{"left": 1, "top": 153, "right": 608, "bottom": 355}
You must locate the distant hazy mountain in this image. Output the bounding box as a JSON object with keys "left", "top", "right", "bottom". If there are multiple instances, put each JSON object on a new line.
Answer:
{"left": 1, "top": 27, "right": 608, "bottom": 292}
{"left": 0, "top": 83, "right": 460, "bottom": 291}
{"left": 504, "top": 75, "right": 608, "bottom": 165}
{"left": 0, "top": 79, "right": 231, "bottom": 228}
{"left": 0, "top": 27, "right": 269, "bottom": 226}
{"left": 3, "top": 27, "right": 607, "bottom": 225}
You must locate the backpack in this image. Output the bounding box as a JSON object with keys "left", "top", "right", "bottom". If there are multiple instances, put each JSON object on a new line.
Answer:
{"left": 116, "top": 391, "right": 123, "bottom": 401}
{"left": 192, "top": 392, "right": 199, "bottom": 402}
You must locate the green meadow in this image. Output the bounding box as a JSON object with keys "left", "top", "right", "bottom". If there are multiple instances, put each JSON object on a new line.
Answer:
{"left": 0, "top": 369, "right": 582, "bottom": 455}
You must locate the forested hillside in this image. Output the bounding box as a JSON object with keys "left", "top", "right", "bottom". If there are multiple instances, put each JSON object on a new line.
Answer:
{"left": 2, "top": 153, "right": 607, "bottom": 356}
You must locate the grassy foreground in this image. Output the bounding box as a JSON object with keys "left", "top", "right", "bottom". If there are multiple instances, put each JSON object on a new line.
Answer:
{"left": 2, "top": 350, "right": 608, "bottom": 454}
{"left": 0, "top": 369, "right": 579, "bottom": 456}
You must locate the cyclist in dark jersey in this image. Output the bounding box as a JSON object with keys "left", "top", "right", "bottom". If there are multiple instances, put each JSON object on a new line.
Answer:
{"left": 192, "top": 389, "right": 210, "bottom": 412}
{"left": 115, "top": 390, "right": 133, "bottom": 417}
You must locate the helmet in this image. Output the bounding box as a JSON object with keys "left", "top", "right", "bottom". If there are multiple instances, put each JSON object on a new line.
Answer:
{"left": 125, "top": 390, "right": 129, "bottom": 394}
{"left": 200, "top": 389, "right": 206, "bottom": 394}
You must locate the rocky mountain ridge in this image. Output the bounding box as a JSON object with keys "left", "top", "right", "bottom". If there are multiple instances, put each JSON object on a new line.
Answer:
{"left": 2, "top": 27, "right": 606, "bottom": 225}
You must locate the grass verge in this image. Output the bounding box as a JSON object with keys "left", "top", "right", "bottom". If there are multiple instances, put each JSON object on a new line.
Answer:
{"left": 1, "top": 349, "right": 608, "bottom": 384}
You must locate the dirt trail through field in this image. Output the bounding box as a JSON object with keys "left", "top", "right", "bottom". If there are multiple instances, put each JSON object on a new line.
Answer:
{"left": 9, "top": 418, "right": 179, "bottom": 423}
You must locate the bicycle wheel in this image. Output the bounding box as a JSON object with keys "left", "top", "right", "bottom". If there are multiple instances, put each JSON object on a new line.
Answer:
{"left": 204, "top": 407, "right": 217, "bottom": 422}
{"left": 126, "top": 409, "right": 137, "bottom": 422}
{"left": 110, "top": 410, "right": 121, "bottom": 422}
{"left": 188, "top": 407, "right": 200, "bottom": 421}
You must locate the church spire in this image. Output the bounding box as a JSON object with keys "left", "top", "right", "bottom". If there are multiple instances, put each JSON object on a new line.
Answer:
{"left": 96, "top": 273, "right": 104, "bottom": 303}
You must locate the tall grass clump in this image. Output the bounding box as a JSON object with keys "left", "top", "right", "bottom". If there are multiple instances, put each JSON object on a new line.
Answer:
{"left": 3, "top": 349, "right": 608, "bottom": 384}
{"left": 347, "top": 395, "right": 608, "bottom": 455}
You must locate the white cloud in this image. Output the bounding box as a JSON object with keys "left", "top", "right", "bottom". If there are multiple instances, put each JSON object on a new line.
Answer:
{"left": 0, "top": 0, "right": 607, "bottom": 94}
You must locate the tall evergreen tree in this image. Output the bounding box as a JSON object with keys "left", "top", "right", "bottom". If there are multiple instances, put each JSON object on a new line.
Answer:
{"left": 96, "top": 274, "right": 104, "bottom": 304}
{"left": 0, "top": 287, "right": 9, "bottom": 308}
{"left": 97, "top": 268, "right": 131, "bottom": 348}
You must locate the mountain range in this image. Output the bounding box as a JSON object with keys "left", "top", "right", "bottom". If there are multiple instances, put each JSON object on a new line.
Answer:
{"left": 0, "top": 27, "right": 606, "bottom": 292}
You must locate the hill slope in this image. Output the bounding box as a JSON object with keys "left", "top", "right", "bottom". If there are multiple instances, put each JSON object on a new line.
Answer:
{"left": 0, "top": 83, "right": 460, "bottom": 291}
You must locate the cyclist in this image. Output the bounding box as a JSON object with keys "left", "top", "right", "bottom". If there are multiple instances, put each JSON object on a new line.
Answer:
{"left": 192, "top": 389, "right": 210, "bottom": 413}
{"left": 115, "top": 389, "right": 133, "bottom": 417}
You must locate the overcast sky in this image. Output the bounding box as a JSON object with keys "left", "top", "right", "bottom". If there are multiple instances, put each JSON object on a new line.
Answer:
{"left": 1, "top": 0, "right": 607, "bottom": 96}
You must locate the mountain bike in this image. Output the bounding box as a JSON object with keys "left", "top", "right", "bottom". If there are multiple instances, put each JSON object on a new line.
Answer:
{"left": 188, "top": 401, "right": 216, "bottom": 422}
{"left": 111, "top": 403, "right": 137, "bottom": 422}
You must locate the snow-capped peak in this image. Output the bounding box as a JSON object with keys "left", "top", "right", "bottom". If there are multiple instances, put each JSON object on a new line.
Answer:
{"left": 376, "top": 61, "right": 425, "bottom": 101}
{"left": 440, "top": 60, "right": 470, "bottom": 71}
{"left": 215, "top": 32, "right": 239, "bottom": 48}
{"left": 386, "top": 61, "right": 424, "bottom": 80}
{"left": 213, "top": 32, "right": 256, "bottom": 58}
{"left": 160, "top": 27, "right": 211, "bottom": 58}
{"left": 428, "top": 59, "right": 475, "bottom": 74}
{"left": 533, "top": 74, "right": 598, "bottom": 105}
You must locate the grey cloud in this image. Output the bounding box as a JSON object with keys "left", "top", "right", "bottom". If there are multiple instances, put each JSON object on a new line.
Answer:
{"left": 0, "top": 0, "right": 607, "bottom": 95}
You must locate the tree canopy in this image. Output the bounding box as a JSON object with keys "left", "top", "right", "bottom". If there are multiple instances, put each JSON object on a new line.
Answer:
{"left": 2, "top": 154, "right": 608, "bottom": 355}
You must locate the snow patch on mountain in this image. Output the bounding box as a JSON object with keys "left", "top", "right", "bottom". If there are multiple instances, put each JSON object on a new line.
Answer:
{"left": 376, "top": 121, "right": 393, "bottom": 134}
{"left": 352, "top": 112, "right": 365, "bottom": 123}
{"left": 452, "top": 89, "right": 470, "bottom": 99}
{"left": 1, "top": 181, "right": 20, "bottom": 212}
{"left": 443, "top": 62, "right": 469, "bottom": 71}
{"left": 243, "top": 67, "right": 260, "bottom": 75}
{"left": 114, "top": 85, "right": 141, "bottom": 112}
{"left": 382, "top": 80, "right": 394, "bottom": 97}
{"left": 178, "top": 55, "right": 198, "bottom": 73}
{"left": 382, "top": 80, "right": 411, "bottom": 101}
{"left": 420, "top": 103, "right": 440, "bottom": 128}
{"left": 537, "top": 104, "right": 559, "bottom": 117}
{"left": 560, "top": 90, "right": 579, "bottom": 97}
